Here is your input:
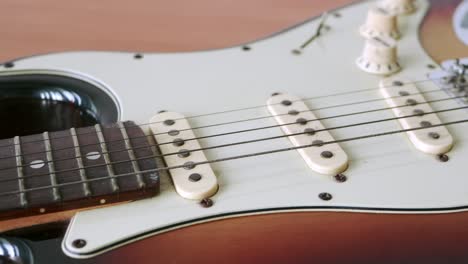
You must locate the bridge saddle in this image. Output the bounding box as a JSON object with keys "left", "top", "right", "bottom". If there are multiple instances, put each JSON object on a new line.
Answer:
{"left": 379, "top": 77, "right": 454, "bottom": 154}
{"left": 267, "top": 93, "right": 348, "bottom": 175}
{"left": 150, "top": 112, "right": 218, "bottom": 200}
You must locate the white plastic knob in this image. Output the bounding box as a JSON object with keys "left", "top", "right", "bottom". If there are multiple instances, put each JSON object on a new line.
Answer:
{"left": 360, "top": 7, "right": 400, "bottom": 40}
{"left": 356, "top": 37, "right": 401, "bottom": 75}
{"left": 378, "top": 0, "right": 416, "bottom": 15}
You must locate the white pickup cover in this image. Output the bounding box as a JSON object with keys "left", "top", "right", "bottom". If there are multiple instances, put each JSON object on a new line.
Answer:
{"left": 150, "top": 112, "right": 218, "bottom": 200}
{"left": 267, "top": 93, "right": 349, "bottom": 175}
{"left": 379, "top": 77, "right": 454, "bottom": 154}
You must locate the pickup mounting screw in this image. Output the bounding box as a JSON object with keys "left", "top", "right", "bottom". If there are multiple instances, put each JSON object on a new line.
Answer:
{"left": 200, "top": 198, "right": 213, "bottom": 208}
{"left": 438, "top": 154, "right": 449, "bottom": 162}
{"left": 72, "top": 239, "right": 87, "bottom": 248}
{"left": 334, "top": 174, "right": 347, "bottom": 183}
{"left": 319, "top": 192, "right": 332, "bottom": 201}
{"left": 4, "top": 62, "right": 14, "bottom": 68}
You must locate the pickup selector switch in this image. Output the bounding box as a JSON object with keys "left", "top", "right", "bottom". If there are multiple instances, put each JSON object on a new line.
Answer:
{"left": 356, "top": 36, "right": 401, "bottom": 75}
{"left": 360, "top": 7, "right": 400, "bottom": 40}
{"left": 378, "top": 0, "right": 416, "bottom": 15}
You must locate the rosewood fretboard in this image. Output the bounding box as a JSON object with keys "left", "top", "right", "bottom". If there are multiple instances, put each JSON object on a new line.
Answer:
{"left": 0, "top": 121, "right": 160, "bottom": 220}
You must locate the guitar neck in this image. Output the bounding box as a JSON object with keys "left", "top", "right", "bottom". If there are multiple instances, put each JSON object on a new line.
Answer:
{"left": 0, "top": 121, "right": 160, "bottom": 220}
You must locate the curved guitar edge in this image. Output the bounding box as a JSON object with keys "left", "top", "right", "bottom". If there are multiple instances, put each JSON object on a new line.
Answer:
{"left": 63, "top": 206, "right": 468, "bottom": 259}
{"left": 73, "top": 210, "right": 468, "bottom": 263}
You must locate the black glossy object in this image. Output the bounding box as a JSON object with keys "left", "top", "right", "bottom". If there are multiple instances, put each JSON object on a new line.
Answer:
{"left": 0, "top": 74, "right": 119, "bottom": 139}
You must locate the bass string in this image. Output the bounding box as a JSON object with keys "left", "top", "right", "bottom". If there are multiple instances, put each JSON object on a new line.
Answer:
{"left": 0, "top": 84, "right": 453, "bottom": 162}
{"left": 1, "top": 117, "right": 468, "bottom": 197}
{"left": 0, "top": 77, "right": 443, "bottom": 149}
{"left": 0, "top": 93, "right": 462, "bottom": 172}
{"left": 0, "top": 104, "right": 466, "bottom": 185}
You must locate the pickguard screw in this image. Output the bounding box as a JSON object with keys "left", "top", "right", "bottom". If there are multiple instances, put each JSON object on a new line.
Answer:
{"left": 134, "top": 53, "right": 144, "bottom": 59}
{"left": 334, "top": 174, "right": 347, "bottom": 183}
{"left": 438, "top": 154, "right": 449, "bottom": 162}
{"left": 200, "top": 198, "right": 214, "bottom": 208}
{"left": 292, "top": 49, "right": 302, "bottom": 55}
{"left": 319, "top": 192, "right": 333, "bottom": 201}
{"left": 271, "top": 92, "right": 281, "bottom": 96}
{"left": 242, "top": 46, "right": 251, "bottom": 51}
{"left": 427, "top": 64, "right": 436, "bottom": 69}
{"left": 4, "top": 62, "right": 14, "bottom": 68}
{"left": 72, "top": 239, "right": 87, "bottom": 248}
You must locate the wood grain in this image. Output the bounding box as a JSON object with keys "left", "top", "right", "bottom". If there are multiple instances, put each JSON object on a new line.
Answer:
{"left": 0, "top": 0, "right": 353, "bottom": 62}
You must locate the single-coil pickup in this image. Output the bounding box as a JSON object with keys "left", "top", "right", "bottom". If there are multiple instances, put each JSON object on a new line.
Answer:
{"left": 150, "top": 112, "right": 218, "bottom": 200}
{"left": 267, "top": 93, "right": 349, "bottom": 175}
{"left": 379, "top": 77, "right": 454, "bottom": 154}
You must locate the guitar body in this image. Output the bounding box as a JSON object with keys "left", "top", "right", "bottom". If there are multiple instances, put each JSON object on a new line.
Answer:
{"left": 1, "top": 0, "right": 468, "bottom": 263}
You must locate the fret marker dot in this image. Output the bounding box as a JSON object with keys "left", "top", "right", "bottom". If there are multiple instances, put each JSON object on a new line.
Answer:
{"left": 86, "top": 152, "right": 101, "bottom": 160}
{"left": 39, "top": 208, "right": 46, "bottom": 213}
{"left": 100, "top": 199, "right": 107, "bottom": 204}
{"left": 30, "top": 160, "right": 45, "bottom": 169}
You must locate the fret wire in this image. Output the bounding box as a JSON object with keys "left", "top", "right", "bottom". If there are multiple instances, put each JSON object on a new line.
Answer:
{"left": 95, "top": 124, "right": 119, "bottom": 192}
{"left": 118, "top": 122, "right": 145, "bottom": 188}
{"left": 43, "top": 132, "right": 61, "bottom": 201}
{"left": 13, "top": 136, "right": 27, "bottom": 207}
{"left": 70, "top": 128, "right": 92, "bottom": 197}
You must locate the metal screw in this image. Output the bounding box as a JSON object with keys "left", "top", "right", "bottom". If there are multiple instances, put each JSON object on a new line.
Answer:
{"left": 168, "top": 130, "right": 179, "bottom": 136}
{"left": 321, "top": 151, "right": 334, "bottom": 159}
{"left": 319, "top": 192, "right": 333, "bottom": 201}
{"left": 189, "top": 173, "right": 202, "bottom": 182}
{"left": 72, "top": 239, "right": 87, "bottom": 248}
{"left": 178, "top": 149, "right": 191, "bottom": 158}
{"left": 158, "top": 110, "right": 167, "bottom": 114}
{"left": 288, "top": 110, "right": 299, "bottom": 116}
{"left": 427, "top": 64, "right": 436, "bottom": 69}
{"left": 164, "top": 119, "right": 175, "bottom": 126}
{"left": 271, "top": 92, "right": 281, "bottom": 96}
{"left": 281, "top": 100, "right": 292, "bottom": 106}
{"left": 4, "top": 62, "right": 14, "bottom": 68}
{"left": 173, "top": 138, "right": 185, "bottom": 147}
{"left": 334, "top": 174, "right": 347, "bottom": 183}
{"left": 183, "top": 161, "right": 196, "bottom": 170}
{"left": 200, "top": 198, "right": 213, "bottom": 208}
{"left": 134, "top": 53, "right": 144, "bottom": 59}
{"left": 292, "top": 49, "right": 302, "bottom": 55}
{"left": 428, "top": 132, "right": 440, "bottom": 139}
{"left": 242, "top": 46, "right": 251, "bottom": 51}
{"left": 438, "top": 154, "right": 449, "bottom": 162}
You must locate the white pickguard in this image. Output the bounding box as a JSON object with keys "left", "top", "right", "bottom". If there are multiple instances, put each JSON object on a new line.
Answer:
{"left": 1, "top": 0, "right": 468, "bottom": 258}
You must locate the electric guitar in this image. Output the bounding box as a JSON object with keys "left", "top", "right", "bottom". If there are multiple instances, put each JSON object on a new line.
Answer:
{"left": 1, "top": 0, "right": 468, "bottom": 263}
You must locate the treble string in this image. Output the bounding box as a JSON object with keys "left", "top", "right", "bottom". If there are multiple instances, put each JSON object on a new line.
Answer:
{"left": 0, "top": 104, "right": 466, "bottom": 186}
{"left": 0, "top": 84, "right": 453, "bottom": 163}
{"left": 0, "top": 77, "right": 444, "bottom": 150}
{"left": 1, "top": 117, "right": 467, "bottom": 198}
{"left": 0, "top": 92, "right": 462, "bottom": 172}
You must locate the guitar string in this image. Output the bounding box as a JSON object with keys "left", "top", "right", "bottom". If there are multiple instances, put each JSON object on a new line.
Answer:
{"left": 0, "top": 77, "right": 444, "bottom": 149}
{"left": 0, "top": 92, "right": 461, "bottom": 171}
{"left": 0, "top": 104, "right": 465, "bottom": 186}
{"left": 0, "top": 85, "right": 454, "bottom": 162}
{"left": 1, "top": 117, "right": 467, "bottom": 197}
